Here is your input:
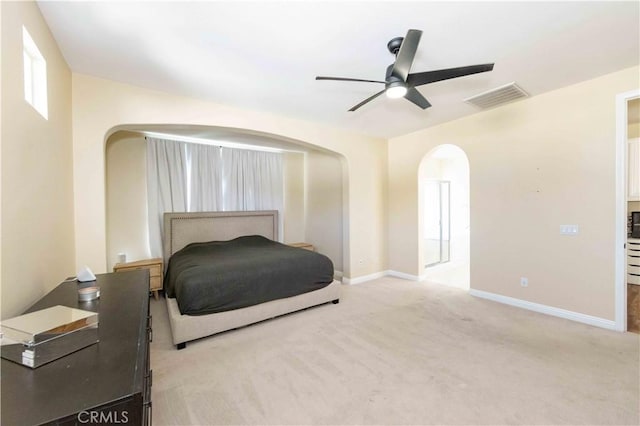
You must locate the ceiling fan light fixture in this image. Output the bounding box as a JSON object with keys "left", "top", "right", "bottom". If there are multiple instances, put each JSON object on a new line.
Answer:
{"left": 386, "top": 82, "right": 407, "bottom": 99}
{"left": 315, "top": 29, "right": 494, "bottom": 111}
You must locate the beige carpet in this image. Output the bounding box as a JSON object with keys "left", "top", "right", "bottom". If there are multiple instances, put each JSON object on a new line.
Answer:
{"left": 150, "top": 277, "right": 640, "bottom": 425}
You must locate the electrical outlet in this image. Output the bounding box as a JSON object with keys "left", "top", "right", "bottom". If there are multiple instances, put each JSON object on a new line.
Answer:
{"left": 520, "top": 277, "right": 528, "bottom": 287}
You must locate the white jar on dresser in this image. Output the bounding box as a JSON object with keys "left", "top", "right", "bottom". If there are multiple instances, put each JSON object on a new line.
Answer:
{"left": 628, "top": 238, "right": 640, "bottom": 285}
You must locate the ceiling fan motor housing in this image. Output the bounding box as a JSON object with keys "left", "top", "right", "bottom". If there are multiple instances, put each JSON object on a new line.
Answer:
{"left": 385, "top": 64, "right": 404, "bottom": 88}
{"left": 387, "top": 36, "right": 404, "bottom": 55}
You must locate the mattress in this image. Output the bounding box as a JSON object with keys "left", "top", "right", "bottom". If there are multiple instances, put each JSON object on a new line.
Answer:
{"left": 164, "top": 235, "right": 334, "bottom": 316}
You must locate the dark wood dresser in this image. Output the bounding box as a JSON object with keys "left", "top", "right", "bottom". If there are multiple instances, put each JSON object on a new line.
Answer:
{"left": 1, "top": 270, "right": 152, "bottom": 425}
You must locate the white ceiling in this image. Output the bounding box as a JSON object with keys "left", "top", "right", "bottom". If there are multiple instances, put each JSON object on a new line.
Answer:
{"left": 37, "top": 1, "right": 639, "bottom": 139}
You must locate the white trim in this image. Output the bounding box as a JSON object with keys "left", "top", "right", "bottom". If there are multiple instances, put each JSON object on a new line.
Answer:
{"left": 342, "top": 269, "right": 423, "bottom": 284}
{"left": 342, "top": 271, "right": 387, "bottom": 285}
{"left": 334, "top": 270, "right": 343, "bottom": 280}
{"left": 341, "top": 268, "right": 620, "bottom": 330}
{"left": 469, "top": 289, "right": 617, "bottom": 330}
{"left": 615, "top": 89, "right": 640, "bottom": 332}
{"left": 386, "top": 270, "right": 423, "bottom": 281}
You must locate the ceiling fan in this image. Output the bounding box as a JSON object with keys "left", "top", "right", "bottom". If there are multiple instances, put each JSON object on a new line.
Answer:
{"left": 316, "top": 29, "right": 494, "bottom": 112}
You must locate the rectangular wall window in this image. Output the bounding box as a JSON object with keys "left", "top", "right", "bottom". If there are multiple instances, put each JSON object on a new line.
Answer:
{"left": 22, "top": 26, "right": 48, "bottom": 119}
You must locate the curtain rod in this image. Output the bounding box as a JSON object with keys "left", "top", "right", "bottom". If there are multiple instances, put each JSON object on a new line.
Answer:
{"left": 142, "top": 132, "right": 305, "bottom": 154}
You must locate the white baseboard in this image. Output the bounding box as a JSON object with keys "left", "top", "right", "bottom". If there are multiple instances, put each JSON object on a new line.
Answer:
{"left": 341, "top": 270, "right": 424, "bottom": 284}
{"left": 342, "top": 271, "right": 388, "bottom": 285}
{"left": 334, "top": 270, "right": 343, "bottom": 280}
{"left": 386, "top": 270, "right": 423, "bottom": 281}
{"left": 339, "top": 271, "right": 617, "bottom": 331}
{"left": 469, "top": 289, "right": 617, "bottom": 330}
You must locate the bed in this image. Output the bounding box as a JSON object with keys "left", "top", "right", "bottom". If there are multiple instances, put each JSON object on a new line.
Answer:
{"left": 163, "top": 210, "right": 341, "bottom": 349}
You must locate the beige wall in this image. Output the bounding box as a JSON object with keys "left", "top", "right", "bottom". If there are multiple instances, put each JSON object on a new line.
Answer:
{"left": 283, "top": 151, "right": 305, "bottom": 244}
{"left": 105, "top": 132, "right": 149, "bottom": 270}
{"left": 104, "top": 138, "right": 330, "bottom": 270}
{"left": 75, "top": 75, "right": 386, "bottom": 279}
{"left": 305, "top": 150, "right": 344, "bottom": 272}
{"left": 388, "top": 66, "right": 640, "bottom": 321}
{"left": 1, "top": 1, "right": 75, "bottom": 319}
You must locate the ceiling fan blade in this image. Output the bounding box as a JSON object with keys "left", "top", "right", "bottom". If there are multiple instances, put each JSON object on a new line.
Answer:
{"left": 316, "top": 76, "right": 386, "bottom": 84}
{"left": 391, "top": 29, "right": 422, "bottom": 81}
{"left": 404, "top": 87, "right": 431, "bottom": 109}
{"left": 407, "top": 63, "right": 494, "bottom": 87}
{"left": 348, "top": 89, "right": 386, "bottom": 112}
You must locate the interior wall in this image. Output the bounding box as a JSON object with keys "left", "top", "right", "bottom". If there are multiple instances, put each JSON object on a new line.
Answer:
{"left": 1, "top": 1, "right": 75, "bottom": 318}
{"left": 104, "top": 133, "right": 341, "bottom": 271}
{"left": 283, "top": 151, "right": 305, "bottom": 244}
{"left": 419, "top": 147, "right": 470, "bottom": 269}
{"left": 419, "top": 156, "right": 443, "bottom": 263}
{"left": 388, "top": 66, "right": 640, "bottom": 321}
{"left": 72, "top": 74, "right": 387, "bottom": 280}
{"left": 305, "top": 150, "right": 344, "bottom": 272}
{"left": 441, "top": 155, "right": 470, "bottom": 266}
{"left": 105, "top": 132, "right": 149, "bottom": 270}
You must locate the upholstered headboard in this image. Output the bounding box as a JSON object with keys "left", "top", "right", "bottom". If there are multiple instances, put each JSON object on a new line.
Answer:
{"left": 162, "top": 210, "right": 278, "bottom": 266}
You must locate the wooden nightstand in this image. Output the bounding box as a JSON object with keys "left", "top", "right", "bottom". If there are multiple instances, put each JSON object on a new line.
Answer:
{"left": 288, "top": 242, "right": 315, "bottom": 251}
{"left": 114, "top": 257, "right": 163, "bottom": 299}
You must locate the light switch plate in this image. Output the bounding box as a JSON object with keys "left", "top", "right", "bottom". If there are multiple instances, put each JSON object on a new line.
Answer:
{"left": 560, "top": 224, "right": 579, "bottom": 235}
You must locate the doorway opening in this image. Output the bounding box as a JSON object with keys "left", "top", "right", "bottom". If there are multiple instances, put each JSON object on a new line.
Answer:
{"left": 621, "top": 96, "right": 640, "bottom": 332}
{"left": 424, "top": 180, "right": 450, "bottom": 267}
{"left": 419, "top": 145, "right": 470, "bottom": 289}
{"left": 615, "top": 90, "right": 640, "bottom": 332}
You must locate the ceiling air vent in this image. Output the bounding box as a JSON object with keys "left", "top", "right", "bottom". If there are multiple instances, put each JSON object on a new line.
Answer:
{"left": 464, "top": 82, "right": 528, "bottom": 109}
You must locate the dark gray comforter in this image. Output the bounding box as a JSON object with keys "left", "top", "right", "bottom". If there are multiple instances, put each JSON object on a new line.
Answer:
{"left": 164, "top": 235, "right": 334, "bottom": 316}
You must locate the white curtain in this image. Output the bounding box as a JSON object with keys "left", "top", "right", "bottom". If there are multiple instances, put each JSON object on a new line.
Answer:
{"left": 189, "top": 143, "right": 222, "bottom": 211}
{"left": 221, "top": 148, "right": 283, "bottom": 212}
{"left": 146, "top": 137, "right": 189, "bottom": 258}
{"left": 146, "top": 138, "right": 284, "bottom": 256}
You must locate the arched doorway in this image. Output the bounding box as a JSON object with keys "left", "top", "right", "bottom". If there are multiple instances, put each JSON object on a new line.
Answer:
{"left": 418, "top": 145, "right": 470, "bottom": 289}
